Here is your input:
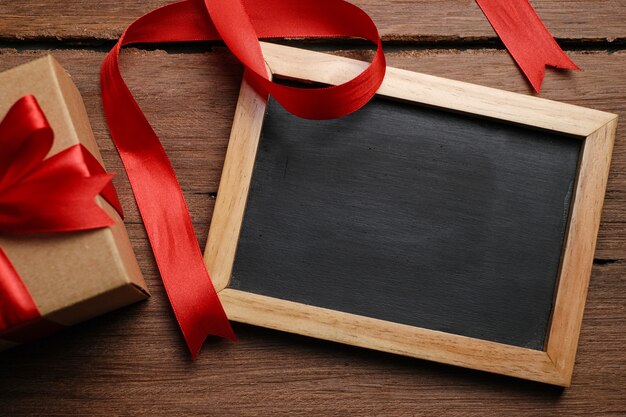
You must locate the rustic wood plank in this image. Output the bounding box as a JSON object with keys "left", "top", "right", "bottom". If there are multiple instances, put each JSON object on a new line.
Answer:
{"left": 0, "top": 0, "right": 624, "bottom": 42}
{"left": 0, "top": 47, "right": 624, "bottom": 414}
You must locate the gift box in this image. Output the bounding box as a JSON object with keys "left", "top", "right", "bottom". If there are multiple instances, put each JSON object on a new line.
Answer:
{"left": 0, "top": 56, "right": 149, "bottom": 351}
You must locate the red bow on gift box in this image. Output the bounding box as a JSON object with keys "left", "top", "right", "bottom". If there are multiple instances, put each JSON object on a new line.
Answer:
{"left": 0, "top": 95, "right": 122, "bottom": 338}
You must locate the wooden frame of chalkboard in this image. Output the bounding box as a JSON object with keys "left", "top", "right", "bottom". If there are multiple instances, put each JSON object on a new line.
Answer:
{"left": 203, "top": 43, "right": 617, "bottom": 386}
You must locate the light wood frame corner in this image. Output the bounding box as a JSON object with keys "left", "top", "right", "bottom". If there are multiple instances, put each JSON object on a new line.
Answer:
{"left": 204, "top": 42, "right": 618, "bottom": 386}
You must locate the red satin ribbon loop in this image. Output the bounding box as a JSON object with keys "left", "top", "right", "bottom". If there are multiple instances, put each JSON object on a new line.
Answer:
{"left": 204, "top": 0, "right": 386, "bottom": 119}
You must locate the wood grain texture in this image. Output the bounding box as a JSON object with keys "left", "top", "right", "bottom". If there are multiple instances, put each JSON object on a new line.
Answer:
{"left": 261, "top": 42, "right": 615, "bottom": 137}
{"left": 0, "top": 0, "right": 624, "bottom": 42}
{"left": 220, "top": 288, "right": 563, "bottom": 385}
{"left": 0, "top": 47, "right": 624, "bottom": 414}
{"left": 547, "top": 116, "right": 618, "bottom": 385}
{"left": 204, "top": 80, "right": 267, "bottom": 293}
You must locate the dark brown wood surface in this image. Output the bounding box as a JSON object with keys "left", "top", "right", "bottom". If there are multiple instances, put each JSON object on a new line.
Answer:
{"left": 0, "top": 0, "right": 624, "bottom": 41}
{"left": 0, "top": 1, "right": 625, "bottom": 415}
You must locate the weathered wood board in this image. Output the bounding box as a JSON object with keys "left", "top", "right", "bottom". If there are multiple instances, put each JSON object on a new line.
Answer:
{"left": 0, "top": 0, "right": 624, "bottom": 42}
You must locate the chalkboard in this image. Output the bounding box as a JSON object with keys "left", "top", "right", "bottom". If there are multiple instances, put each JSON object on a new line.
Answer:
{"left": 204, "top": 42, "right": 616, "bottom": 386}
{"left": 230, "top": 96, "right": 580, "bottom": 350}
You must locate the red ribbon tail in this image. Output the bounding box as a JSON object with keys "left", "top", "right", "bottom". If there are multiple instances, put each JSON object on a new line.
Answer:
{"left": 0, "top": 229, "right": 65, "bottom": 344}
{"left": 186, "top": 300, "right": 237, "bottom": 360}
{"left": 475, "top": 0, "right": 579, "bottom": 93}
{"left": 101, "top": 40, "right": 236, "bottom": 358}
{"left": 0, "top": 248, "right": 41, "bottom": 334}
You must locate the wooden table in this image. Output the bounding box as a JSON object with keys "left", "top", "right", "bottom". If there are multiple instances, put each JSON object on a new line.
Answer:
{"left": 0, "top": 1, "right": 624, "bottom": 415}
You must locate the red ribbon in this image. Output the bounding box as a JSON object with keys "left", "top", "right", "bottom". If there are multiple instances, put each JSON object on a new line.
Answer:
{"left": 101, "top": 0, "right": 578, "bottom": 358}
{"left": 0, "top": 249, "right": 40, "bottom": 335}
{"left": 476, "top": 0, "right": 579, "bottom": 92}
{"left": 101, "top": 0, "right": 385, "bottom": 358}
{"left": 0, "top": 95, "right": 122, "bottom": 338}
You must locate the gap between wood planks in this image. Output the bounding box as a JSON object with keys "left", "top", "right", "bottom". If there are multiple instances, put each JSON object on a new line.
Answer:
{"left": 0, "top": 37, "right": 625, "bottom": 54}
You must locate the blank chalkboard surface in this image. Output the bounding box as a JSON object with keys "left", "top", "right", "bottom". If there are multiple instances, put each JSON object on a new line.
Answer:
{"left": 204, "top": 42, "right": 617, "bottom": 386}
{"left": 230, "top": 96, "right": 580, "bottom": 350}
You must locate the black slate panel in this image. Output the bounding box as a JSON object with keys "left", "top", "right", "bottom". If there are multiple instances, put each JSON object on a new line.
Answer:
{"left": 230, "top": 96, "right": 581, "bottom": 350}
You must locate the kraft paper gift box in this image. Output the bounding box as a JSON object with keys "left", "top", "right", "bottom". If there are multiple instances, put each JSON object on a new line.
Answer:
{"left": 0, "top": 56, "right": 149, "bottom": 351}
